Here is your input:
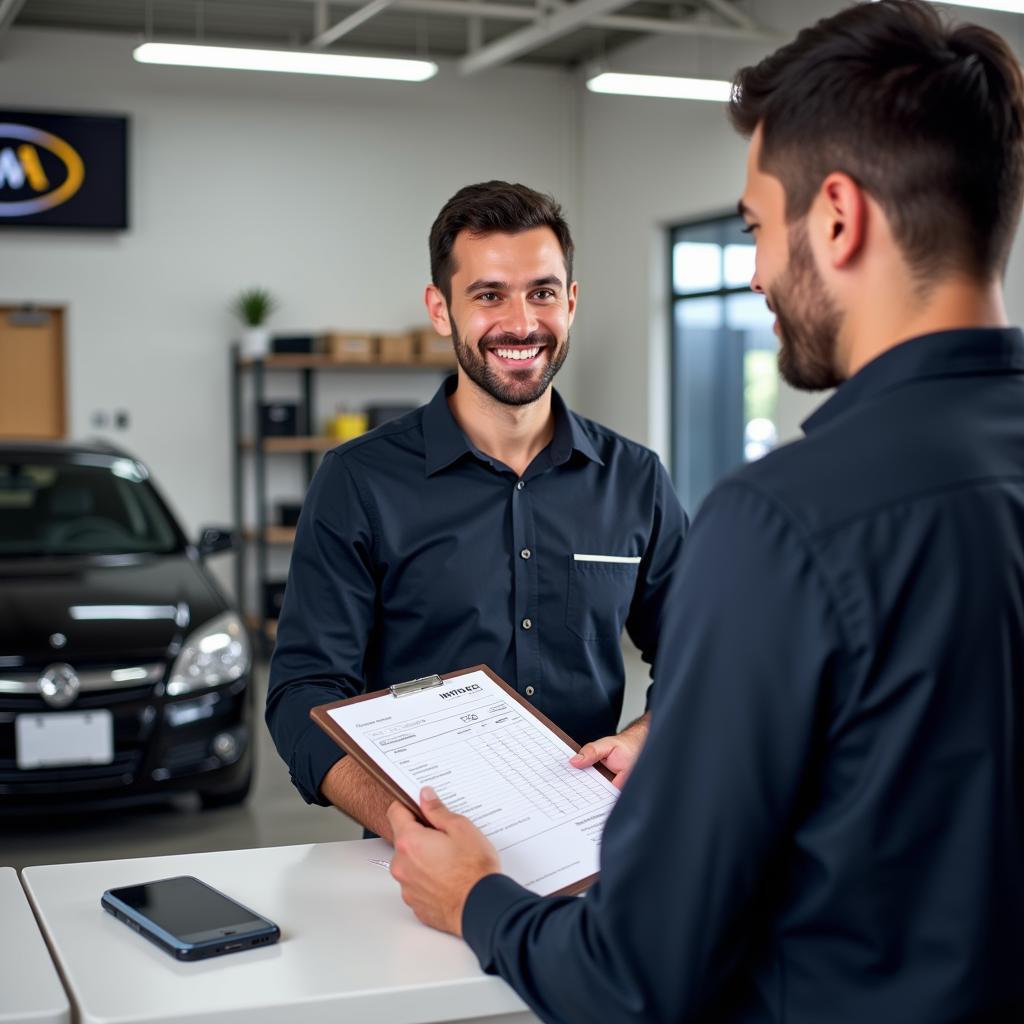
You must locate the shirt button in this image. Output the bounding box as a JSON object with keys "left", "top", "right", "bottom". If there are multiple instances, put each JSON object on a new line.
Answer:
{"left": 516, "top": 480, "right": 525, "bottom": 491}
{"left": 525, "top": 685, "right": 535, "bottom": 697}
{"left": 522, "top": 618, "right": 532, "bottom": 630}
{"left": 520, "top": 548, "right": 531, "bottom": 560}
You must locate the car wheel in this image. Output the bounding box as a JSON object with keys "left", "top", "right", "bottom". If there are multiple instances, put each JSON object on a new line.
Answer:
{"left": 198, "top": 766, "right": 253, "bottom": 810}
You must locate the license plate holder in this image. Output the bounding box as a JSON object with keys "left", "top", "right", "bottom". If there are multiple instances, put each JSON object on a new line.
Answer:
{"left": 15, "top": 710, "right": 115, "bottom": 769}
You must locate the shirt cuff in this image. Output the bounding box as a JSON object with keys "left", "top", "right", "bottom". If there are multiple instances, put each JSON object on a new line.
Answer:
{"left": 291, "top": 721, "right": 347, "bottom": 806}
{"left": 461, "top": 873, "right": 536, "bottom": 970}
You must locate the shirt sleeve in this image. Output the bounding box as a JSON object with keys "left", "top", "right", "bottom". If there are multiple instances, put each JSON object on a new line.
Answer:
{"left": 623, "top": 456, "right": 689, "bottom": 707}
{"left": 265, "top": 450, "right": 379, "bottom": 806}
{"left": 461, "top": 479, "right": 845, "bottom": 1022}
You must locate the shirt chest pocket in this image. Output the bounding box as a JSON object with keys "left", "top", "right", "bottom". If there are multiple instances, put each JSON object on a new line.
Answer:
{"left": 565, "top": 556, "right": 641, "bottom": 641}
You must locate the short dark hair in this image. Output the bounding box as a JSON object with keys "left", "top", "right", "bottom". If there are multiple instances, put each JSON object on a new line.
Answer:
{"left": 730, "top": 0, "right": 1024, "bottom": 282}
{"left": 429, "top": 181, "right": 575, "bottom": 300}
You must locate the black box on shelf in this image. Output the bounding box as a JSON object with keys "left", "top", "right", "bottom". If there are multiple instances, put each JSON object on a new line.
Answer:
{"left": 277, "top": 501, "right": 302, "bottom": 528}
{"left": 260, "top": 402, "right": 300, "bottom": 436}
{"left": 263, "top": 581, "right": 288, "bottom": 620}
{"left": 271, "top": 335, "right": 318, "bottom": 354}
{"left": 366, "top": 404, "right": 417, "bottom": 429}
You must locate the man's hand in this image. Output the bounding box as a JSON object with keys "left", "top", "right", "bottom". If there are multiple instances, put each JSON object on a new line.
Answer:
{"left": 387, "top": 786, "right": 501, "bottom": 936}
{"left": 570, "top": 712, "right": 650, "bottom": 789}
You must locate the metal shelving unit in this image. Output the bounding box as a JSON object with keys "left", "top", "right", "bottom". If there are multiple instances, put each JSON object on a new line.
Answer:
{"left": 230, "top": 345, "right": 449, "bottom": 652}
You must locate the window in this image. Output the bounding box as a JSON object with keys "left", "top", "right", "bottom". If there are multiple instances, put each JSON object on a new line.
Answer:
{"left": 0, "top": 458, "right": 180, "bottom": 557}
{"left": 669, "top": 214, "right": 779, "bottom": 512}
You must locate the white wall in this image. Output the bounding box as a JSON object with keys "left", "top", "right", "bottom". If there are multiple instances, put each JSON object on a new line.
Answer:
{"left": 0, "top": 28, "right": 579, "bottom": 537}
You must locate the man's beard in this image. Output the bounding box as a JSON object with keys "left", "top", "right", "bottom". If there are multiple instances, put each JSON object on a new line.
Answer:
{"left": 771, "top": 221, "right": 844, "bottom": 392}
{"left": 449, "top": 313, "right": 569, "bottom": 407}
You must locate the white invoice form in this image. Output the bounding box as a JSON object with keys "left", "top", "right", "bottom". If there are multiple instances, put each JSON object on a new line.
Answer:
{"left": 327, "top": 668, "right": 620, "bottom": 895}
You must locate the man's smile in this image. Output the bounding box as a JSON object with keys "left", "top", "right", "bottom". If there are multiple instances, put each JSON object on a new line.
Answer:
{"left": 482, "top": 340, "right": 551, "bottom": 369}
{"left": 485, "top": 344, "right": 544, "bottom": 368}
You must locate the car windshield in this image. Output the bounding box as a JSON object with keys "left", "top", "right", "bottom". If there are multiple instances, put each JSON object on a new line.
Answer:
{"left": 0, "top": 456, "right": 181, "bottom": 557}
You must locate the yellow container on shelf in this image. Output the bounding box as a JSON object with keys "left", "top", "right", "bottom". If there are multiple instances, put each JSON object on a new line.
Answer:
{"left": 329, "top": 410, "right": 369, "bottom": 442}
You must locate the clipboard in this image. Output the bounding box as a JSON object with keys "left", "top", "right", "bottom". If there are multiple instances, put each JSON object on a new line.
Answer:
{"left": 310, "top": 664, "right": 617, "bottom": 896}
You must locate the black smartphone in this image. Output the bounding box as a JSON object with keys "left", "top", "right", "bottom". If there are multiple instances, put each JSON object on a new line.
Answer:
{"left": 101, "top": 875, "right": 280, "bottom": 961}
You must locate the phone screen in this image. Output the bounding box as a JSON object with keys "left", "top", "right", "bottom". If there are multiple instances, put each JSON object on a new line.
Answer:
{"left": 109, "top": 877, "right": 267, "bottom": 940}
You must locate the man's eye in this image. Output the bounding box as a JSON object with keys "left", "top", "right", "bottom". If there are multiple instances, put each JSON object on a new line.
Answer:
{"left": 477, "top": 292, "right": 501, "bottom": 302}
{"left": 740, "top": 224, "right": 758, "bottom": 235}
{"left": 532, "top": 289, "right": 556, "bottom": 300}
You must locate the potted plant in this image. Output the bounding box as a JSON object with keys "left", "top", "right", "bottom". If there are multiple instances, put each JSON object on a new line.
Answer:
{"left": 233, "top": 287, "right": 277, "bottom": 359}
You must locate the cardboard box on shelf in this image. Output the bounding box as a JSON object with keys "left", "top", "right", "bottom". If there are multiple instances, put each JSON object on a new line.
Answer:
{"left": 377, "top": 332, "right": 417, "bottom": 364}
{"left": 323, "top": 331, "right": 375, "bottom": 363}
{"left": 414, "top": 326, "right": 456, "bottom": 366}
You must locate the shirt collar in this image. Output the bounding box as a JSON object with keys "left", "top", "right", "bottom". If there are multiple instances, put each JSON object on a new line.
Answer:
{"left": 422, "top": 376, "right": 604, "bottom": 476}
{"left": 552, "top": 388, "right": 604, "bottom": 467}
{"left": 802, "top": 327, "right": 1024, "bottom": 435}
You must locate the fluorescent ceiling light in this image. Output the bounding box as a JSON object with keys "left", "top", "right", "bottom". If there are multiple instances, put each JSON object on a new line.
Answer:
{"left": 586, "top": 72, "right": 732, "bottom": 101}
{"left": 133, "top": 42, "right": 437, "bottom": 82}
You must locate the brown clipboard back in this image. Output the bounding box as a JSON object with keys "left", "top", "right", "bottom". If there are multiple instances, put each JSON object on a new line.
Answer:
{"left": 309, "top": 663, "right": 615, "bottom": 897}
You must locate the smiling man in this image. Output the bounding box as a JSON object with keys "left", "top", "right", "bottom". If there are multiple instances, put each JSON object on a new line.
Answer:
{"left": 266, "top": 181, "right": 687, "bottom": 838}
{"left": 386, "top": 3, "right": 1024, "bottom": 1021}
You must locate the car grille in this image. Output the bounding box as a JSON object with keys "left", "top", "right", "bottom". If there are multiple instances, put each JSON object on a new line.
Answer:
{"left": 0, "top": 751, "right": 142, "bottom": 793}
{"left": 0, "top": 666, "right": 161, "bottom": 796}
{"left": 0, "top": 685, "right": 156, "bottom": 713}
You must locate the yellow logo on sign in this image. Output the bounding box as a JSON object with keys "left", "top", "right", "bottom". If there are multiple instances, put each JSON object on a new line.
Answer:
{"left": 0, "top": 124, "right": 85, "bottom": 217}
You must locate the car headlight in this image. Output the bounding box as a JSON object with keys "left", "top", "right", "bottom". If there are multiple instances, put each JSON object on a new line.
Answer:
{"left": 167, "top": 612, "right": 251, "bottom": 696}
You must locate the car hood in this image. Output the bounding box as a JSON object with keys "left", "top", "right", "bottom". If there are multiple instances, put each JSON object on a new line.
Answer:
{"left": 0, "top": 555, "right": 227, "bottom": 669}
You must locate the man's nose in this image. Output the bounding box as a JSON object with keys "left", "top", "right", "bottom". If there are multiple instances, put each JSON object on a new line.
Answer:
{"left": 750, "top": 269, "right": 764, "bottom": 294}
{"left": 501, "top": 296, "right": 538, "bottom": 338}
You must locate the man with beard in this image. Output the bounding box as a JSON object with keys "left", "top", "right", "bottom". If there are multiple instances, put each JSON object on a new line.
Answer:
{"left": 267, "top": 181, "right": 687, "bottom": 838}
{"left": 385, "top": 2, "right": 1024, "bottom": 1021}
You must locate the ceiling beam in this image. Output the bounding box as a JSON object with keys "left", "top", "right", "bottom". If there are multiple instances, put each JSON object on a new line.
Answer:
{"left": 467, "top": 13, "right": 483, "bottom": 52}
{"left": 458, "top": 0, "right": 633, "bottom": 75}
{"left": 0, "top": 0, "right": 29, "bottom": 52}
{"left": 701, "top": 0, "right": 758, "bottom": 32}
{"left": 272, "top": 0, "right": 537, "bottom": 18}
{"left": 314, "top": 0, "right": 329, "bottom": 36}
{"left": 316, "top": 0, "right": 781, "bottom": 44}
{"left": 592, "top": 12, "right": 781, "bottom": 43}
{"left": 310, "top": 0, "right": 402, "bottom": 47}
{"left": 261, "top": 0, "right": 784, "bottom": 49}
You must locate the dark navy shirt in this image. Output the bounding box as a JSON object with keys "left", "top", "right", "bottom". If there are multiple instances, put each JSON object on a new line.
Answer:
{"left": 266, "top": 377, "right": 687, "bottom": 806}
{"left": 463, "top": 328, "right": 1024, "bottom": 1023}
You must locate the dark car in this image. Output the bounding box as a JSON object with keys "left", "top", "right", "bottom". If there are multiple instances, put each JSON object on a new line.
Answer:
{"left": 0, "top": 441, "right": 253, "bottom": 812}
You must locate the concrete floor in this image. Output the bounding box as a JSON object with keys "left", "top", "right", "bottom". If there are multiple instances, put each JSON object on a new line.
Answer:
{"left": 4, "top": 650, "right": 650, "bottom": 871}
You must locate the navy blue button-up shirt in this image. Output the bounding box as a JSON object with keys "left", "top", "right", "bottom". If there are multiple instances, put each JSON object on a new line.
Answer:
{"left": 266, "top": 377, "right": 688, "bottom": 806}
{"left": 463, "top": 328, "right": 1024, "bottom": 1023}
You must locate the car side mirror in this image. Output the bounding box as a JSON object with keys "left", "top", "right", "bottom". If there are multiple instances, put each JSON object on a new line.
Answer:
{"left": 197, "top": 525, "right": 236, "bottom": 557}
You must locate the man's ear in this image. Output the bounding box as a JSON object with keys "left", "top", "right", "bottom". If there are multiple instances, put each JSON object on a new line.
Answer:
{"left": 816, "top": 172, "right": 867, "bottom": 270}
{"left": 424, "top": 284, "right": 452, "bottom": 338}
{"left": 566, "top": 280, "right": 578, "bottom": 328}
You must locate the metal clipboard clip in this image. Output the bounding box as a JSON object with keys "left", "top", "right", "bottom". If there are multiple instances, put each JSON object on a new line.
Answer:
{"left": 390, "top": 674, "right": 444, "bottom": 698}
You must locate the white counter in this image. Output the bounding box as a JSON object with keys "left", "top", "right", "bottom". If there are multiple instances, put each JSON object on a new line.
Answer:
{"left": 22, "top": 839, "right": 537, "bottom": 1024}
{"left": 0, "top": 865, "right": 70, "bottom": 1024}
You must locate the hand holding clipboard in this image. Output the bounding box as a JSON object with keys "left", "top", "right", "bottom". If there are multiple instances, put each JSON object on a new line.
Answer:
{"left": 311, "top": 665, "right": 619, "bottom": 896}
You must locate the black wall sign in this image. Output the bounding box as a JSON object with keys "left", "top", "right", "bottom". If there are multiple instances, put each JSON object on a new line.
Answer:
{"left": 0, "top": 111, "right": 128, "bottom": 229}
